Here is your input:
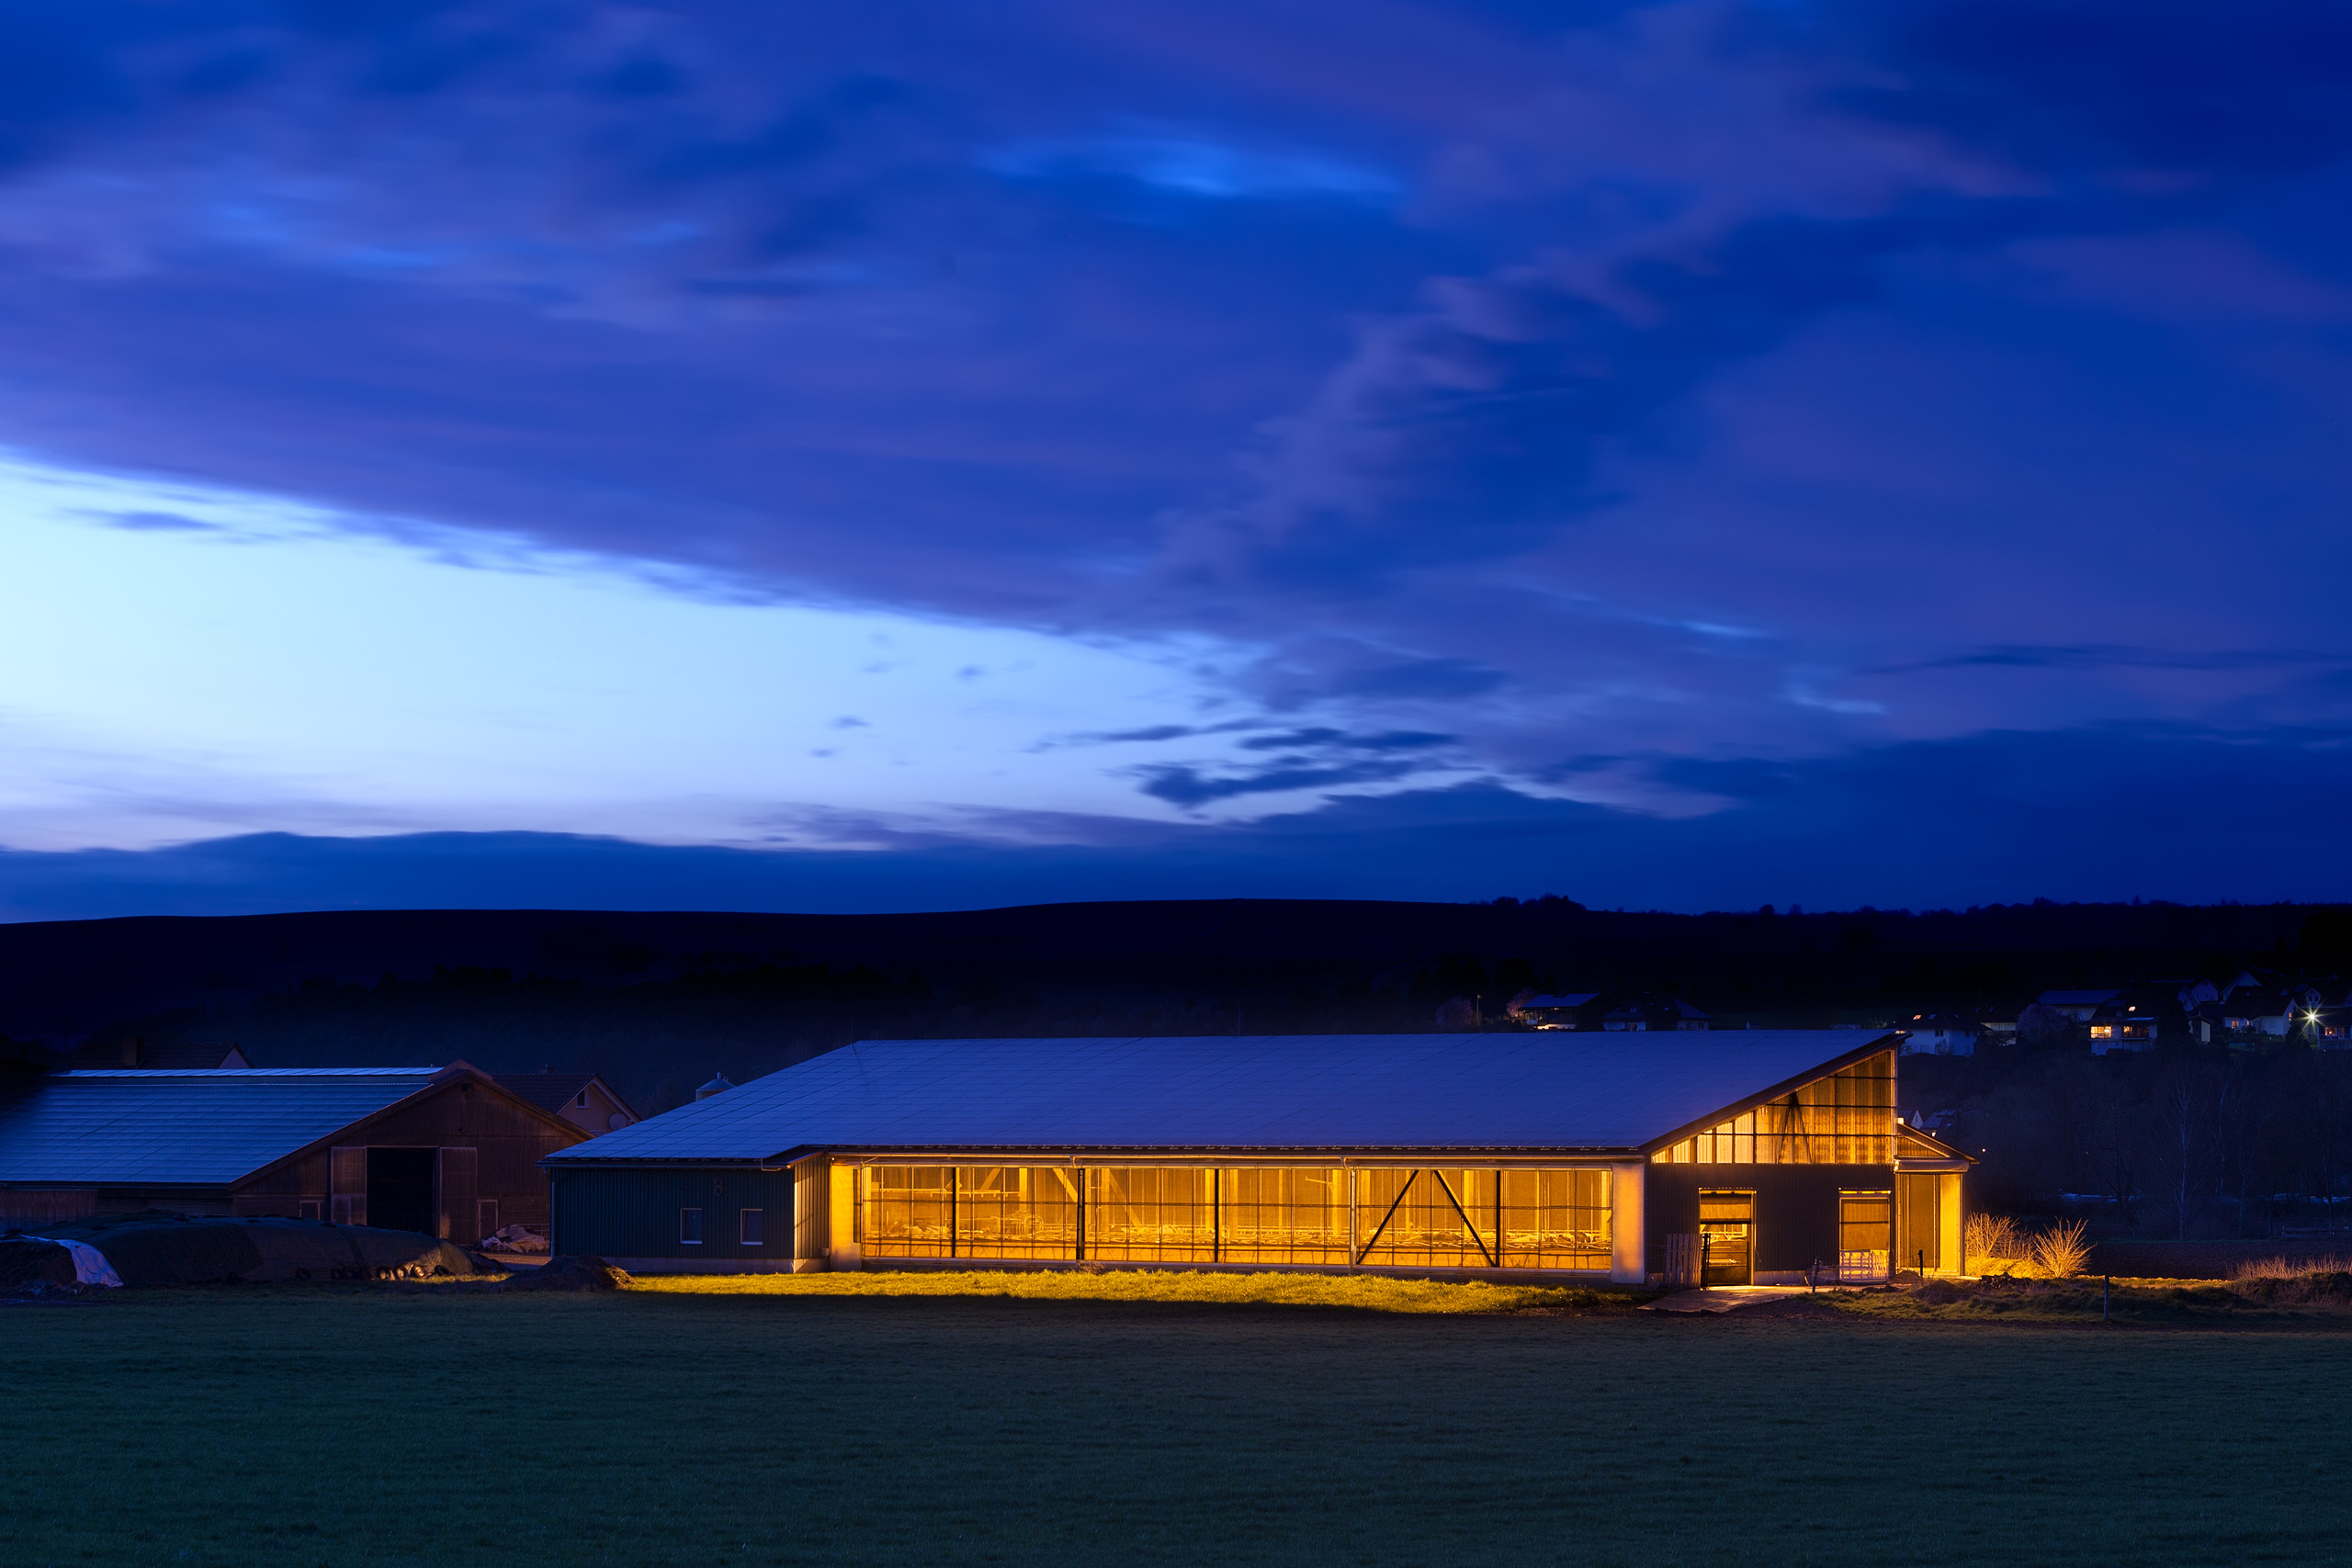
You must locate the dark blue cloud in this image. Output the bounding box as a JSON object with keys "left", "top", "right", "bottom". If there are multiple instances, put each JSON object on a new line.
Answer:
{"left": 1189, "top": 199, "right": 2079, "bottom": 588}
{"left": 1315, "top": 660, "right": 1510, "bottom": 702}
{"left": 1135, "top": 757, "right": 1438, "bottom": 807}
{"left": 1807, "top": 0, "right": 2352, "bottom": 176}
{"left": 1233, "top": 728, "right": 1452, "bottom": 751}
{"left": 0, "top": 2, "right": 2348, "bottom": 897}
{"left": 1873, "top": 647, "right": 2352, "bottom": 675}
{"left": 4, "top": 726, "right": 2346, "bottom": 920}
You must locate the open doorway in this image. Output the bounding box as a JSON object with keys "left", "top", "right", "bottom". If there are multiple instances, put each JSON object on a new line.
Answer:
{"left": 1698, "top": 1190, "right": 1754, "bottom": 1285}
{"left": 365, "top": 1147, "right": 436, "bottom": 1236}
{"left": 1838, "top": 1190, "right": 1893, "bottom": 1282}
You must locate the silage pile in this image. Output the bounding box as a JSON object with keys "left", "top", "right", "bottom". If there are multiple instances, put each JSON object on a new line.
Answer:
{"left": 1, "top": 1211, "right": 499, "bottom": 1292}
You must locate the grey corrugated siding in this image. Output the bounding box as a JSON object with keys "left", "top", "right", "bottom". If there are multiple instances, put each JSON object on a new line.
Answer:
{"left": 544, "top": 1032, "right": 1900, "bottom": 1163}
{"left": 550, "top": 1166, "right": 797, "bottom": 1260}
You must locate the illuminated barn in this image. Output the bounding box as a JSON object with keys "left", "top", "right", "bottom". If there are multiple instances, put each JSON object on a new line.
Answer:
{"left": 544, "top": 1032, "right": 1970, "bottom": 1285}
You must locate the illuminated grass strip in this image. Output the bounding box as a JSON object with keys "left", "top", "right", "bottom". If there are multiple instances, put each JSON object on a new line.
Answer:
{"left": 624, "top": 1267, "right": 1646, "bottom": 1314}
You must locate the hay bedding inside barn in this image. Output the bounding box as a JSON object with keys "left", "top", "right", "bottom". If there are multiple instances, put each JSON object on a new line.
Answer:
{"left": 5, "top": 1285, "right": 2352, "bottom": 1568}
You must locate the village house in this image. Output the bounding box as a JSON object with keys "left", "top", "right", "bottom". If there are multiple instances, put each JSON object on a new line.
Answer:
{"left": 544, "top": 1032, "right": 1971, "bottom": 1288}
{"left": 2037, "top": 989, "right": 2120, "bottom": 1022}
{"left": 2085, "top": 1000, "right": 2157, "bottom": 1054}
{"left": 1508, "top": 992, "right": 1606, "bottom": 1030}
{"left": 1601, "top": 996, "right": 1712, "bottom": 1032}
{"left": 2173, "top": 977, "right": 2222, "bottom": 1010}
{"left": 2205, "top": 989, "right": 2293, "bottom": 1043}
{"left": 1899, "top": 1014, "right": 1977, "bottom": 1056}
{"left": 492, "top": 1072, "right": 640, "bottom": 1136}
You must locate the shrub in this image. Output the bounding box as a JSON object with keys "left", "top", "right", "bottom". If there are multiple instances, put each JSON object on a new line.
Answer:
{"left": 2030, "top": 1219, "right": 2091, "bottom": 1279}
{"left": 2225, "top": 1263, "right": 2352, "bottom": 1306}
{"left": 1964, "top": 1213, "right": 2025, "bottom": 1267}
{"left": 2232, "top": 1255, "right": 2352, "bottom": 1281}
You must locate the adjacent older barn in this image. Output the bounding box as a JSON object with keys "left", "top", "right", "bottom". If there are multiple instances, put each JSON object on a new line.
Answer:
{"left": 0, "top": 1064, "right": 588, "bottom": 1237}
{"left": 545, "top": 1032, "right": 1969, "bottom": 1283}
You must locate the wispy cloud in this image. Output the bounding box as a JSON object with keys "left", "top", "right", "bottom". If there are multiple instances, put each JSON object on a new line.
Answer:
{"left": 1870, "top": 645, "right": 2352, "bottom": 675}
{"left": 75, "top": 509, "right": 223, "bottom": 534}
{"left": 983, "top": 132, "right": 1401, "bottom": 203}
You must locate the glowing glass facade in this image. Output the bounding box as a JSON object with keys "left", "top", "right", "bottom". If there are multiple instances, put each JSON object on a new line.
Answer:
{"left": 1651, "top": 1052, "right": 1895, "bottom": 1166}
{"left": 1355, "top": 1168, "right": 1610, "bottom": 1269}
{"left": 860, "top": 1163, "right": 1612, "bottom": 1270}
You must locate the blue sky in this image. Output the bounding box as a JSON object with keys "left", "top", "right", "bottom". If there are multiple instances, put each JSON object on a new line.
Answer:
{"left": 3, "top": 1, "right": 2350, "bottom": 917}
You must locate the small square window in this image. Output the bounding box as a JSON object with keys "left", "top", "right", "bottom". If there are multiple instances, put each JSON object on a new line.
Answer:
{"left": 298, "top": 1199, "right": 322, "bottom": 1222}
{"left": 575, "top": 1090, "right": 589, "bottom": 1107}
{"left": 680, "top": 1207, "right": 704, "bottom": 1245}
{"left": 740, "top": 1208, "right": 763, "bottom": 1247}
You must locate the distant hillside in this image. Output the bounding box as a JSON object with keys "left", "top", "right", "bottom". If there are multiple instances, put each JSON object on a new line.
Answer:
{"left": 4, "top": 897, "right": 2346, "bottom": 1113}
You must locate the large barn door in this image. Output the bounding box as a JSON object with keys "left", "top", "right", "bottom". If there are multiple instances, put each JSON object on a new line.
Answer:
{"left": 331, "top": 1146, "right": 367, "bottom": 1227}
{"left": 1838, "top": 1190, "right": 1894, "bottom": 1282}
{"left": 437, "top": 1147, "right": 479, "bottom": 1242}
{"left": 1698, "top": 1190, "right": 1754, "bottom": 1286}
{"left": 794, "top": 1159, "right": 827, "bottom": 1267}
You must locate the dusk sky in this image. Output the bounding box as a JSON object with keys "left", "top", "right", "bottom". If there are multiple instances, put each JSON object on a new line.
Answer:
{"left": 4, "top": 1, "right": 2351, "bottom": 919}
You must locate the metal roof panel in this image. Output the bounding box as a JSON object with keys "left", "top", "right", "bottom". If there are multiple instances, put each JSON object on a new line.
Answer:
{"left": 0, "top": 1071, "right": 443, "bottom": 1185}
{"left": 545, "top": 1032, "right": 1898, "bottom": 1163}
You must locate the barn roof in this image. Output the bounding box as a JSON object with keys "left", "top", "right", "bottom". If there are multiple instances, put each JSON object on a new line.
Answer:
{"left": 546, "top": 1032, "right": 1900, "bottom": 1165}
{"left": 0, "top": 1068, "right": 444, "bottom": 1186}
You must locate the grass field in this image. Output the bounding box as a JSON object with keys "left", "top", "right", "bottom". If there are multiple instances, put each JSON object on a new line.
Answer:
{"left": 6, "top": 1282, "right": 2350, "bottom": 1568}
{"left": 625, "top": 1266, "right": 1643, "bottom": 1314}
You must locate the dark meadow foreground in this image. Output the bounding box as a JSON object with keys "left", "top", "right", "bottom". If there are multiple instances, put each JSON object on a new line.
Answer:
{"left": 4, "top": 1289, "right": 2346, "bottom": 1567}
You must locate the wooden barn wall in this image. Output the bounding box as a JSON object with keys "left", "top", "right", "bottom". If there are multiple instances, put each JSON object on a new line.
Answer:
{"left": 0, "top": 1188, "right": 103, "bottom": 1224}
{"left": 97, "top": 1191, "right": 234, "bottom": 1217}
{"left": 231, "top": 1080, "right": 585, "bottom": 1224}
